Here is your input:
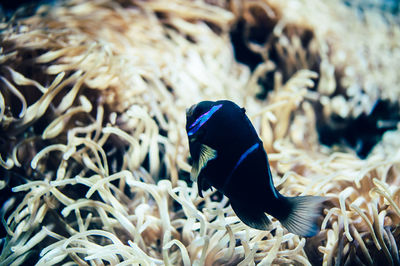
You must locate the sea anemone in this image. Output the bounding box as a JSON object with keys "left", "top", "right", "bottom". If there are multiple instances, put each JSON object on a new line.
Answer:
{"left": 1, "top": 0, "right": 399, "bottom": 265}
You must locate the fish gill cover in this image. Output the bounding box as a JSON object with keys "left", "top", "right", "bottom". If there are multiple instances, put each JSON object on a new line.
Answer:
{"left": 0, "top": 0, "right": 399, "bottom": 265}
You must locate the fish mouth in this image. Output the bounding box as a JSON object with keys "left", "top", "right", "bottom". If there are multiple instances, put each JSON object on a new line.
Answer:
{"left": 186, "top": 104, "right": 197, "bottom": 117}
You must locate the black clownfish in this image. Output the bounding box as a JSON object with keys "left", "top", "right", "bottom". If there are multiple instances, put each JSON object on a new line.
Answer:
{"left": 186, "top": 100, "right": 325, "bottom": 237}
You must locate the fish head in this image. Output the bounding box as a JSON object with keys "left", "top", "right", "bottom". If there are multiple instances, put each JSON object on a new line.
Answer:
{"left": 186, "top": 101, "right": 214, "bottom": 128}
{"left": 185, "top": 101, "right": 222, "bottom": 138}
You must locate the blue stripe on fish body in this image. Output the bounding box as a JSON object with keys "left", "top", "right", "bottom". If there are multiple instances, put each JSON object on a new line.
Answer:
{"left": 222, "top": 142, "right": 259, "bottom": 191}
{"left": 188, "top": 104, "right": 223, "bottom": 136}
{"left": 222, "top": 142, "right": 279, "bottom": 199}
{"left": 233, "top": 143, "right": 259, "bottom": 172}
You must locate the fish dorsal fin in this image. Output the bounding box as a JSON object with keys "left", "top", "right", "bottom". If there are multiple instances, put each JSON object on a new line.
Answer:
{"left": 230, "top": 200, "right": 272, "bottom": 231}
{"left": 191, "top": 144, "right": 217, "bottom": 182}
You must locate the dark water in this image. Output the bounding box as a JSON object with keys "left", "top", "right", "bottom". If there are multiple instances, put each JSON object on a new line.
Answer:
{"left": 317, "top": 100, "right": 400, "bottom": 158}
{"left": 344, "top": 0, "right": 400, "bottom": 14}
{"left": 0, "top": 0, "right": 57, "bottom": 20}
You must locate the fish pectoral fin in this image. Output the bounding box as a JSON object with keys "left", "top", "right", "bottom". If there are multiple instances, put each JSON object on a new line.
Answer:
{"left": 230, "top": 200, "right": 272, "bottom": 231}
{"left": 190, "top": 160, "right": 200, "bottom": 182}
{"left": 190, "top": 144, "right": 217, "bottom": 182}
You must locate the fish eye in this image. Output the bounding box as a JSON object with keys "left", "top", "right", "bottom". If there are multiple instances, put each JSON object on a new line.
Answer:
{"left": 189, "top": 106, "right": 204, "bottom": 120}
{"left": 187, "top": 101, "right": 216, "bottom": 121}
{"left": 186, "top": 104, "right": 197, "bottom": 118}
{"left": 192, "top": 108, "right": 202, "bottom": 119}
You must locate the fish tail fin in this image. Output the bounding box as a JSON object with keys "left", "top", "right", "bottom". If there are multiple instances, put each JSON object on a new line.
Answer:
{"left": 279, "top": 196, "right": 325, "bottom": 237}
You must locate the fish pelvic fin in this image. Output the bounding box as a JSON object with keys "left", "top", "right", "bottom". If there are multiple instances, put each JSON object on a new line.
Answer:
{"left": 231, "top": 200, "right": 272, "bottom": 230}
{"left": 279, "top": 196, "right": 326, "bottom": 237}
{"left": 190, "top": 144, "right": 217, "bottom": 182}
